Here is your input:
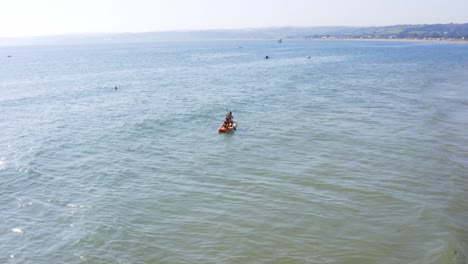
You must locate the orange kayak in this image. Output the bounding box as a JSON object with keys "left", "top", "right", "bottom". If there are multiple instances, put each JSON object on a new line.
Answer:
{"left": 218, "top": 122, "right": 237, "bottom": 133}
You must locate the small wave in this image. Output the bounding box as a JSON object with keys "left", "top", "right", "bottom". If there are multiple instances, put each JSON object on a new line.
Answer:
{"left": 18, "top": 202, "right": 33, "bottom": 208}
{"left": 0, "top": 158, "right": 5, "bottom": 170}
{"left": 66, "top": 203, "right": 89, "bottom": 208}
{"left": 15, "top": 166, "right": 29, "bottom": 173}
{"left": 11, "top": 228, "right": 23, "bottom": 233}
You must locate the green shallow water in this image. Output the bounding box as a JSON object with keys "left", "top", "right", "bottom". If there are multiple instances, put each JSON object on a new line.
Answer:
{"left": 0, "top": 40, "right": 467, "bottom": 263}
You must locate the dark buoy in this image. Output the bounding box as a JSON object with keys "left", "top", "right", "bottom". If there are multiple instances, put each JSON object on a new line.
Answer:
{"left": 114, "top": 86, "right": 118, "bottom": 90}
{"left": 265, "top": 56, "right": 269, "bottom": 59}
{"left": 307, "top": 56, "right": 311, "bottom": 59}
{"left": 8, "top": 55, "right": 11, "bottom": 58}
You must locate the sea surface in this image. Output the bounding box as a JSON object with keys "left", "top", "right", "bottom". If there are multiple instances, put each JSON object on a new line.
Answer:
{"left": 1, "top": 40, "right": 467, "bottom": 264}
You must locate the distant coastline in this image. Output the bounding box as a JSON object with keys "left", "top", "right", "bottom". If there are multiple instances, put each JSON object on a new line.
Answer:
{"left": 311, "top": 37, "right": 468, "bottom": 45}
{"left": 1, "top": 23, "right": 467, "bottom": 46}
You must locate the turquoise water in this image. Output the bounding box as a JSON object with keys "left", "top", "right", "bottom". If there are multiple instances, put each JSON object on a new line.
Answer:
{"left": 1, "top": 40, "right": 467, "bottom": 263}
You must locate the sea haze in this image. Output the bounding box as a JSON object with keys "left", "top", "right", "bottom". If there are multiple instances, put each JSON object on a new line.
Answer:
{"left": 0, "top": 40, "right": 467, "bottom": 263}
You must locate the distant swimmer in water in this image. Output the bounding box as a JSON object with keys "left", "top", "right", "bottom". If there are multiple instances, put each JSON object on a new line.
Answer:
{"left": 265, "top": 56, "right": 269, "bottom": 59}
{"left": 307, "top": 56, "right": 311, "bottom": 59}
{"left": 8, "top": 55, "right": 11, "bottom": 58}
{"left": 115, "top": 86, "right": 118, "bottom": 90}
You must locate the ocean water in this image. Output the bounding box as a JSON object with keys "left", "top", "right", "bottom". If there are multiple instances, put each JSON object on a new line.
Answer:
{"left": 1, "top": 40, "right": 467, "bottom": 264}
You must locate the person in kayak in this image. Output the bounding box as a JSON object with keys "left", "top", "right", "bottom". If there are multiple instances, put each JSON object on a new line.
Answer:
{"left": 225, "top": 112, "right": 234, "bottom": 126}
{"left": 227, "top": 111, "right": 234, "bottom": 120}
{"left": 219, "top": 111, "right": 237, "bottom": 132}
{"left": 221, "top": 118, "right": 230, "bottom": 130}
{"left": 225, "top": 116, "right": 231, "bottom": 126}
{"left": 225, "top": 111, "right": 236, "bottom": 130}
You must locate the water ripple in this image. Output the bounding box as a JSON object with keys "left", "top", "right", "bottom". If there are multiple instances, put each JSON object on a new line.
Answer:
{"left": 1, "top": 40, "right": 467, "bottom": 263}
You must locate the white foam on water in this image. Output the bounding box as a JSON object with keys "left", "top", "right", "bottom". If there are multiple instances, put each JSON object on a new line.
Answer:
{"left": 18, "top": 202, "right": 33, "bottom": 208}
{"left": 11, "top": 228, "right": 23, "bottom": 234}
{"left": 15, "top": 166, "right": 28, "bottom": 173}
{"left": 66, "top": 204, "right": 88, "bottom": 208}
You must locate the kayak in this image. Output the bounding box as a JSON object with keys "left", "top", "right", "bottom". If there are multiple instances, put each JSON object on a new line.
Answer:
{"left": 218, "top": 122, "right": 237, "bottom": 133}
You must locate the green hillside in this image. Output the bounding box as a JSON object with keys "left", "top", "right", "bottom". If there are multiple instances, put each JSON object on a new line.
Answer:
{"left": 302, "top": 23, "right": 468, "bottom": 39}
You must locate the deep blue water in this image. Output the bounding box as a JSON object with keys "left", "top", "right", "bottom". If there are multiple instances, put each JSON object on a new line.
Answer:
{"left": 1, "top": 40, "right": 468, "bottom": 263}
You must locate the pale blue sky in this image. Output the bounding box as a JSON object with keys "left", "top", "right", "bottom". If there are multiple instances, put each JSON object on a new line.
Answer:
{"left": 0, "top": 0, "right": 467, "bottom": 37}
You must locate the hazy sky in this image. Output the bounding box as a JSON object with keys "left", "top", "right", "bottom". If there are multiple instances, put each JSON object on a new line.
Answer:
{"left": 1, "top": 0, "right": 467, "bottom": 37}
